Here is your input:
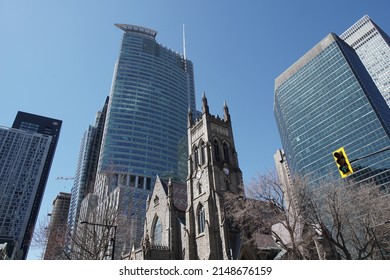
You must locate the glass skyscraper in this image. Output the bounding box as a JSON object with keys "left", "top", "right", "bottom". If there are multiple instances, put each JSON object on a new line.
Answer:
{"left": 340, "top": 15, "right": 390, "bottom": 108}
{"left": 274, "top": 33, "right": 390, "bottom": 189}
{"left": 87, "top": 24, "right": 196, "bottom": 255}
{"left": 68, "top": 97, "right": 108, "bottom": 236}
{"left": 99, "top": 24, "right": 196, "bottom": 183}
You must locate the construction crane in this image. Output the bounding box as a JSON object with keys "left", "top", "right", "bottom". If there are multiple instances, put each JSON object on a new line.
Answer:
{"left": 56, "top": 176, "right": 75, "bottom": 180}
{"left": 55, "top": 176, "right": 75, "bottom": 190}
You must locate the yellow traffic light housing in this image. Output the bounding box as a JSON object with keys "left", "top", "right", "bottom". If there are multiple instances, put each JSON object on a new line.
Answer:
{"left": 333, "top": 147, "right": 353, "bottom": 178}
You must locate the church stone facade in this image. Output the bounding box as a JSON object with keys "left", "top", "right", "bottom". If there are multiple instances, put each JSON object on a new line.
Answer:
{"left": 124, "top": 94, "right": 279, "bottom": 260}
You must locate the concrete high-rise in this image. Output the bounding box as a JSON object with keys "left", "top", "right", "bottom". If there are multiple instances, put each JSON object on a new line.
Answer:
{"left": 85, "top": 24, "right": 196, "bottom": 257}
{"left": 0, "top": 112, "right": 61, "bottom": 259}
{"left": 340, "top": 15, "right": 390, "bottom": 107}
{"left": 43, "top": 192, "right": 71, "bottom": 260}
{"left": 274, "top": 33, "right": 390, "bottom": 189}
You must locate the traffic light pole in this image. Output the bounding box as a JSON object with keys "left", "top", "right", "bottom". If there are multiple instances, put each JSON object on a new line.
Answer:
{"left": 349, "top": 146, "right": 390, "bottom": 163}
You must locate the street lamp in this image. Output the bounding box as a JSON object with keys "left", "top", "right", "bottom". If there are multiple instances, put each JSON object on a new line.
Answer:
{"left": 80, "top": 221, "right": 117, "bottom": 260}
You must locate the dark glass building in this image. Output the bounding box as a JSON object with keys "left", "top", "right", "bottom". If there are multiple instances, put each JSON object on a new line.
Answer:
{"left": 274, "top": 33, "right": 390, "bottom": 189}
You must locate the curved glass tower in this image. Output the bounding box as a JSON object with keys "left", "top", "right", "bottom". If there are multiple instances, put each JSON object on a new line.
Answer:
{"left": 83, "top": 25, "right": 196, "bottom": 253}
{"left": 99, "top": 24, "right": 195, "bottom": 184}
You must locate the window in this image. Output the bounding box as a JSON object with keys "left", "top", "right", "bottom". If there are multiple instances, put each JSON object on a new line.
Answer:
{"left": 154, "top": 196, "right": 159, "bottom": 206}
{"left": 198, "top": 204, "right": 205, "bottom": 234}
{"left": 194, "top": 146, "right": 199, "bottom": 166}
{"left": 201, "top": 142, "right": 206, "bottom": 165}
{"left": 223, "top": 142, "right": 230, "bottom": 163}
{"left": 152, "top": 217, "right": 162, "bottom": 245}
{"left": 198, "top": 183, "right": 202, "bottom": 195}
{"left": 214, "top": 140, "right": 220, "bottom": 161}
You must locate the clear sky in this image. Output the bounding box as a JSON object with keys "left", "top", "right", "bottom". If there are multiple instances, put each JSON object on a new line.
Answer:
{"left": 1, "top": 0, "right": 389, "bottom": 259}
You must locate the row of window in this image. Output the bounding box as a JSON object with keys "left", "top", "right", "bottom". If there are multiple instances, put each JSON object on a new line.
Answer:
{"left": 192, "top": 139, "right": 231, "bottom": 168}
{"left": 275, "top": 38, "right": 390, "bottom": 189}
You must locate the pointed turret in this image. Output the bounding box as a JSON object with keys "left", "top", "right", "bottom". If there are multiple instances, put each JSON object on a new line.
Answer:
{"left": 202, "top": 91, "right": 209, "bottom": 115}
{"left": 167, "top": 178, "right": 174, "bottom": 210}
{"left": 187, "top": 108, "right": 194, "bottom": 128}
{"left": 223, "top": 101, "right": 231, "bottom": 122}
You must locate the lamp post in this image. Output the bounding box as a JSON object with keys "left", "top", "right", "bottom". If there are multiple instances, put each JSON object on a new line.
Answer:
{"left": 80, "top": 221, "right": 117, "bottom": 260}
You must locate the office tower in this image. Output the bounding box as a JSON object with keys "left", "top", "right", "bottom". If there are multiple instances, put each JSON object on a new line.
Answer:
{"left": 0, "top": 127, "right": 51, "bottom": 260}
{"left": 89, "top": 24, "right": 196, "bottom": 257}
{"left": 274, "top": 33, "right": 390, "bottom": 189}
{"left": 340, "top": 15, "right": 390, "bottom": 107}
{"left": 99, "top": 24, "right": 196, "bottom": 181}
{"left": 10, "top": 112, "right": 62, "bottom": 259}
{"left": 274, "top": 149, "right": 293, "bottom": 192}
{"left": 68, "top": 97, "right": 108, "bottom": 236}
{"left": 274, "top": 149, "right": 295, "bottom": 208}
{"left": 43, "top": 192, "right": 71, "bottom": 260}
{"left": 0, "top": 112, "right": 61, "bottom": 259}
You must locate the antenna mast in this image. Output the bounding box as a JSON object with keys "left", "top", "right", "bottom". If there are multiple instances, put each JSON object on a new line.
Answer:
{"left": 183, "top": 24, "right": 187, "bottom": 60}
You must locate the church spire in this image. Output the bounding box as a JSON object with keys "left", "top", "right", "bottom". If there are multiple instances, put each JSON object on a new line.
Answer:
{"left": 223, "top": 101, "right": 230, "bottom": 122}
{"left": 202, "top": 91, "right": 209, "bottom": 115}
{"left": 187, "top": 107, "right": 193, "bottom": 128}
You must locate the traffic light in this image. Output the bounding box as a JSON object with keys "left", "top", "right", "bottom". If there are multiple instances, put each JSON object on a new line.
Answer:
{"left": 333, "top": 147, "right": 353, "bottom": 178}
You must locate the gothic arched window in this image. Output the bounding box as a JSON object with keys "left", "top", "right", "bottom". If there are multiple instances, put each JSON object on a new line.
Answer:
{"left": 200, "top": 141, "right": 206, "bottom": 165}
{"left": 198, "top": 204, "right": 205, "bottom": 234}
{"left": 198, "top": 183, "right": 202, "bottom": 195}
{"left": 194, "top": 146, "right": 199, "bottom": 166}
{"left": 213, "top": 139, "right": 221, "bottom": 161}
{"left": 223, "top": 142, "right": 230, "bottom": 163}
{"left": 152, "top": 216, "right": 162, "bottom": 246}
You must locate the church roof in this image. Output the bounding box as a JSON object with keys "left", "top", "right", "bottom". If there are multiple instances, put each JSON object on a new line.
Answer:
{"left": 160, "top": 179, "right": 187, "bottom": 212}
{"left": 253, "top": 233, "right": 279, "bottom": 251}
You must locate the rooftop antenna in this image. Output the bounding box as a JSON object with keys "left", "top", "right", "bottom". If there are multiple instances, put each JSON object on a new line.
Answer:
{"left": 183, "top": 24, "right": 191, "bottom": 109}
{"left": 182, "top": 24, "right": 187, "bottom": 60}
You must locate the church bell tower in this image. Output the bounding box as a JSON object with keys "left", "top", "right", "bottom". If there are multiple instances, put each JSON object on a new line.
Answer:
{"left": 185, "top": 93, "right": 243, "bottom": 260}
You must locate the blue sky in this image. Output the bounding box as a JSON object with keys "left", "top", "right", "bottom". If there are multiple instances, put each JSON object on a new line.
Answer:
{"left": 1, "top": 0, "right": 389, "bottom": 259}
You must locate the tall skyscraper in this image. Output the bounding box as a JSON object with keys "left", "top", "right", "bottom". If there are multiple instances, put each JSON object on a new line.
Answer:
{"left": 68, "top": 97, "right": 108, "bottom": 236}
{"left": 0, "top": 112, "right": 61, "bottom": 259}
{"left": 99, "top": 24, "right": 196, "bottom": 182}
{"left": 43, "top": 192, "right": 71, "bottom": 260}
{"left": 274, "top": 33, "right": 390, "bottom": 189}
{"left": 83, "top": 24, "right": 196, "bottom": 257}
{"left": 340, "top": 15, "right": 390, "bottom": 107}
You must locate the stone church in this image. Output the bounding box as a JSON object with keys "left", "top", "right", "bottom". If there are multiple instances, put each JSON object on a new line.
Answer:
{"left": 124, "top": 94, "right": 279, "bottom": 260}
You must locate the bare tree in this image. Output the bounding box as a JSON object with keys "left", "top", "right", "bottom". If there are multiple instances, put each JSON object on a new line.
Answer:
{"left": 31, "top": 196, "right": 119, "bottom": 260}
{"left": 226, "top": 170, "right": 390, "bottom": 260}
{"left": 306, "top": 182, "right": 390, "bottom": 259}
{"left": 32, "top": 175, "right": 147, "bottom": 260}
{"left": 226, "top": 171, "right": 319, "bottom": 259}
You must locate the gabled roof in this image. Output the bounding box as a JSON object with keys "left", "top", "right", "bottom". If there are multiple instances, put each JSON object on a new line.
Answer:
{"left": 157, "top": 177, "right": 187, "bottom": 212}
{"left": 254, "top": 233, "right": 280, "bottom": 251}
